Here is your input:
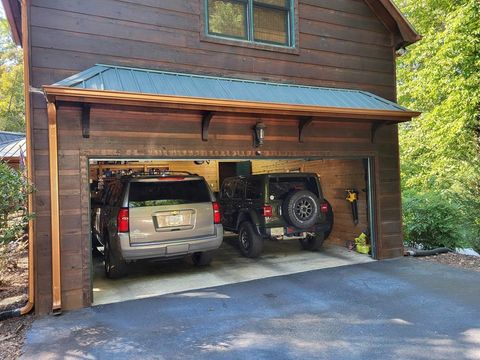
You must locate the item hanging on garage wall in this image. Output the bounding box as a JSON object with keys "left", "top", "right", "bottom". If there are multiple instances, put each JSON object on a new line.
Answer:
{"left": 345, "top": 189, "right": 359, "bottom": 225}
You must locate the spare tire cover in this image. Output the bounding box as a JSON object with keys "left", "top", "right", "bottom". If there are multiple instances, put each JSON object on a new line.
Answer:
{"left": 283, "top": 190, "right": 320, "bottom": 229}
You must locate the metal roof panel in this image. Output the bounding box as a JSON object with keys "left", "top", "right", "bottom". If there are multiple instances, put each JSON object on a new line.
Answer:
{"left": 52, "top": 64, "right": 410, "bottom": 113}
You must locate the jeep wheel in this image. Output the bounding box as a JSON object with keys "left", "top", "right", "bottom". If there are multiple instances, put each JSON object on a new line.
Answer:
{"left": 283, "top": 190, "right": 320, "bottom": 229}
{"left": 104, "top": 237, "right": 127, "bottom": 279}
{"left": 192, "top": 251, "right": 214, "bottom": 266}
{"left": 238, "top": 222, "right": 263, "bottom": 258}
{"left": 299, "top": 232, "right": 325, "bottom": 251}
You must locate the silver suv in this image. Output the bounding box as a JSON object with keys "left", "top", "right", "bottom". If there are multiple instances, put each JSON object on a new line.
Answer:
{"left": 96, "top": 172, "right": 223, "bottom": 278}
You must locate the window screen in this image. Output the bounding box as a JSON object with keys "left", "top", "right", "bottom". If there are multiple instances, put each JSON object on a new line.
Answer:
{"left": 206, "top": 0, "right": 293, "bottom": 47}
{"left": 253, "top": 1, "right": 289, "bottom": 45}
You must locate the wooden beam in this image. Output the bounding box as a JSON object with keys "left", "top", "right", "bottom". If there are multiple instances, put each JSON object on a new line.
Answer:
{"left": 47, "top": 100, "right": 62, "bottom": 315}
{"left": 299, "top": 117, "right": 313, "bottom": 143}
{"left": 201, "top": 111, "right": 214, "bottom": 141}
{"left": 43, "top": 86, "right": 421, "bottom": 122}
{"left": 19, "top": 0, "right": 34, "bottom": 316}
{"left": 81, "top": 104, "right": 91, "bottom": 138}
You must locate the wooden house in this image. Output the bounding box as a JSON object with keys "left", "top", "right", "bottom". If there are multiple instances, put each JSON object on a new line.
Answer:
{"left": 2, "top": 0, "right": 420, "bottom": 314}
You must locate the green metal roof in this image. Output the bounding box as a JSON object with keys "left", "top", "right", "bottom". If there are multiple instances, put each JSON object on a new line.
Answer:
{"left": 53, "top": 64, "right": 409, "bottom": 113}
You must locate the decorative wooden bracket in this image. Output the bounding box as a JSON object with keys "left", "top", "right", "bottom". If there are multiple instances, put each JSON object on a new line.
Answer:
{"left": 299, "top": 117, "right": 313, "bottom": 143}
{"left": 201, "top": 111, "right": 214, "bottom": 141}
{"left": 82, "top": 104, "right": 91, "bottom": 138}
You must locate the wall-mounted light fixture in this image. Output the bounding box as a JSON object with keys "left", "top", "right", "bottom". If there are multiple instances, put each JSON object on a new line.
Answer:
{"left": 253, "top": 122, "right": 266, "bottom": 147}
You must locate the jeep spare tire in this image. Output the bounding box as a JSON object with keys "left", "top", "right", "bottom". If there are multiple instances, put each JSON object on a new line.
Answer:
{"left": 283, "top": 190, "right": 320, "bottom": 229}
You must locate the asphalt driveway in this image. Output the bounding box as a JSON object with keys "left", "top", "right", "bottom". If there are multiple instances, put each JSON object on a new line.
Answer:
{"left": 22, "top": 258, "right": 480, "bottom": 360}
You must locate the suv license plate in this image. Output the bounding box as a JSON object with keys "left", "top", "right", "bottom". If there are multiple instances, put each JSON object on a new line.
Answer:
{"left": 166, "top": 214, "right": 184, "bottom": 226}
{"left": 270, "top": 227, "right": 284, "bottom": 237}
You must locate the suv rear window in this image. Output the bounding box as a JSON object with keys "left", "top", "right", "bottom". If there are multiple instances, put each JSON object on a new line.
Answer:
{"left": 128, "top": 180, "right": 211, "bottom": 207}
{"left": 268, "top": 176, "right": 319, "bottom": 199}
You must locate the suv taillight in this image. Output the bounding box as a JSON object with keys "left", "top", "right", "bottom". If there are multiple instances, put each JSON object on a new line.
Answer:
{"left": 263, "top": 205, "right": 273, "bottom": 217}
{"left": 213, "top": 202, "right": 221, "bottom": 224}
{"left": 320, "top": 202, "right": 329, "bottom": 213}
{"left": 117, "top": 208, "right": 129, "bottom": 233}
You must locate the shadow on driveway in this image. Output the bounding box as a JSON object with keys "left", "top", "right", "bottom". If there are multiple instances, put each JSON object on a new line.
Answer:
{"left": 22, "top": 258, "right": 480, "bottom": 360}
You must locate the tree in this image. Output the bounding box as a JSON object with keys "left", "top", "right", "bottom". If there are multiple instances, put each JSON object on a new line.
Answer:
{"left": 395, "top": 0, "right": 480, "bottom": 249}
{"left": 0, "top": 17, "right": 24, "bottom": 133}
{"left": 207, "top": 0, "right": 246, "bottom": 38}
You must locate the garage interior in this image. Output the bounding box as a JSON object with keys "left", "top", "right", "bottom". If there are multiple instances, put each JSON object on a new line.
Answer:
{"left": 89, "top": 158, "right": 376, "bottom": 305}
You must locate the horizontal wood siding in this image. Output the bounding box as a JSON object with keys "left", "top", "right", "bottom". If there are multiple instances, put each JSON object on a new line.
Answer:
{"left": 28, "top": 0, "right": 395, "bottom": 100}
{"left": 26, "top": 0, "right": 403, "bottom": 313}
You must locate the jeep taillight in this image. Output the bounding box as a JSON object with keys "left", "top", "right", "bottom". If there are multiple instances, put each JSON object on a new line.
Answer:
{"left": 213, "top": 202, "right": 221, "bottom": 224}
{"left": 320, "top": 202, "right": 329, "bottom": 213}
{"left": 117, "top": 208, "right": 129, "bottom": 233}
{"left": 263, "top": 205, "right": 273, "bottom": 217}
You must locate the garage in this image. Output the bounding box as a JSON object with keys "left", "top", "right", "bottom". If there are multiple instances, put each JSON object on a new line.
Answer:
{"left": 33, "top": 63, "right": 419, "bottom": 313}
{"left": 88, "top": 158, "right": 376, "bottom": 305}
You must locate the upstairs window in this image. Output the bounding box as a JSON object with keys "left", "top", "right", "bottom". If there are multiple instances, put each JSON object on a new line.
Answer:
{"left": 206, "top": 0, "right": 294, "bottom": 47}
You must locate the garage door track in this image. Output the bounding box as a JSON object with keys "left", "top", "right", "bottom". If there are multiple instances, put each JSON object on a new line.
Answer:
{"left": 22, "top": 258, "right": 480, "bottom": 360}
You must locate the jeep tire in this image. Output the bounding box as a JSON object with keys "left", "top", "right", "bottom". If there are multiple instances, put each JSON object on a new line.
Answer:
{"left": 283, "top": 190, "right": 320, "bottom": 229}
{"left": 238, "top": 221, "right": 263, "bottom": 258}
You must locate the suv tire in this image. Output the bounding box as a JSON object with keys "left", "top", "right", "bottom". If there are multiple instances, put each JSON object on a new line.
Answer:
{"left": 104, "top": 236, "right": 127, "bottom": 279}
{"left": 283, "top": 190, "right": 320, "bottom": 229}
{"left": 299, "top": 232, "right": 325, "bottom": 251}
{"left": 192, "top": 251, "right": 214, "bottom": 266}
{"left": 238, "top": 222, "right": 263, "bottom": 258}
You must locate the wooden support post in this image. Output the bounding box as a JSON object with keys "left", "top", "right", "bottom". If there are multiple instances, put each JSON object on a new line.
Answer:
{"left": 201, "top": 111, "right": 214, "bottom": 141}
{"left": 47, "top": 100, "right": 62, "bottom": 314}
{"left": 299, "top": 117, "right": 313, "bottom": 143}
{"left": 81, "top": 104, "right": 91, "bottom": 138}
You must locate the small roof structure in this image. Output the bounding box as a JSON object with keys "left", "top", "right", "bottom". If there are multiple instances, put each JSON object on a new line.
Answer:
{"left": 0, "top": 131, "right": 26, "bottom": 168}
{"left": 53, "top": 64, "right": 409, "bottom": 113}
{"left": 44, "top": 64, "right": 420, "bottom": 122}
{"left": 0, "top": 131, "right": 24, "bottom": 145}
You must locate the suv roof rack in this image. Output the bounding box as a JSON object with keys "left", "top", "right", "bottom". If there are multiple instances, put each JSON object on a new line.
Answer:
{"left": 124, "top": 170, "right": 199, "bottom": 178}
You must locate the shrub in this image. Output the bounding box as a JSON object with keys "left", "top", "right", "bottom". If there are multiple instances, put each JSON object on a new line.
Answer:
{"left": 0, "top": 162, "right": 33, "bottom": 243}
{"left": 403, "top": 190, "right": 467, "bottom": 250}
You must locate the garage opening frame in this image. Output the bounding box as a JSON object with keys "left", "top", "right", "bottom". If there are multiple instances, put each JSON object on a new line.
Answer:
{"left": 86, "top": 155, "right": 379, "bottom": 306}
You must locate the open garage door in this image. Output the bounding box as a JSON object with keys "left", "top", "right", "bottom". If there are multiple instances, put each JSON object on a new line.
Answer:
{"left": 89, "top": 158, "right": 376, "bottom": 306}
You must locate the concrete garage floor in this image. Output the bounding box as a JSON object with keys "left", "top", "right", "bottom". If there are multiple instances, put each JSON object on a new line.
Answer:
{"left": 93, "top": 235, "right": 374, "bottom": 305}
{"left": 22, "top": 259, "right": 480, "bottom": 360}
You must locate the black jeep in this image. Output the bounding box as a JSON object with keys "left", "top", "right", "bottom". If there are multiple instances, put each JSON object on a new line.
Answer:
{"left": 219, "top": 173, "right": 333, "bottom": 258}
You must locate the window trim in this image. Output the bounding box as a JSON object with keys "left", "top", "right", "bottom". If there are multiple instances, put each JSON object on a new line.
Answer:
{"left": 204, "top": 0, "right": 297, "bottom": 49}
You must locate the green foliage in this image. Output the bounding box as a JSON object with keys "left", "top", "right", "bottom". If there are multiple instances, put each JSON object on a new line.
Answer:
{"left": 0, "top": 17, "right": 24, "bottom": 132}
{"left": 403, "top": 190, "right": 466, "bottom": 249}
{"left": 0, "top": 162, "right": 33, "bottom": 243}
{"left": 395, "top": 0, "right": 480, "bottom": 249}
{"left": 208, "top": 0, "right": 246, "bottom": 38}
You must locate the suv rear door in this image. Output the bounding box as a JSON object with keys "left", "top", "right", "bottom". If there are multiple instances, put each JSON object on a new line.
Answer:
{"left": 127, "top": 178, "right": 215, "bottom": 244}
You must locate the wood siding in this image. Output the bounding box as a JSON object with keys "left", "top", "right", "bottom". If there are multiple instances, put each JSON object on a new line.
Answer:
{"left": 25, "top": 0, "right": 404, "bottom": 314}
